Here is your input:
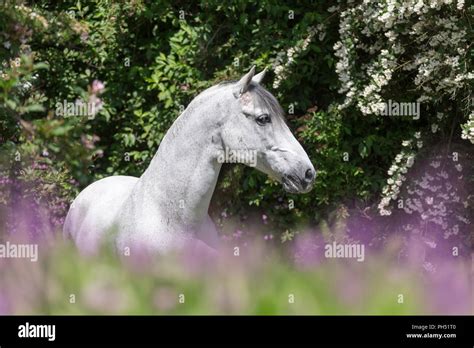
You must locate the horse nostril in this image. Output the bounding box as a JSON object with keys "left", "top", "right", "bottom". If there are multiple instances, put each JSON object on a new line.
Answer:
{"left": 305, "top": 168, "right": 314, "bottom": 181}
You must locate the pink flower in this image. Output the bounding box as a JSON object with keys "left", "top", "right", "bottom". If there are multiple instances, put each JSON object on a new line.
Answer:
{"left": 91, "top": 80, "right": 105, "bottom": 94}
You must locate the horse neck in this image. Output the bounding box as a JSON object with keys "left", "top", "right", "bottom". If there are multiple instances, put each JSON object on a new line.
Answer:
{"left": 136, "top": 90, "right": 225, "bottom": 227}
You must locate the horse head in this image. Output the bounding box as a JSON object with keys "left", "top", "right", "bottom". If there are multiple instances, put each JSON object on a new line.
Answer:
{"left": 218, "top": 66, "right": 316, "bottom": 194}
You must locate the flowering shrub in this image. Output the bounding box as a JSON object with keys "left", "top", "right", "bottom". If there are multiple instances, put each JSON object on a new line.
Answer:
{"left": 330, "top": 1, "right": 472, "bottom": 219}
{"left": 378, "top": 133, "right": 420, "bottom": 216}
{"left": 0, "top": 3, "right": 105, "bottom": 233}
{"left": 334, "top": 0, "right": 471, "bottom": 113}
{"left": 461, "top": 111, "right": 474, "bottom": 143}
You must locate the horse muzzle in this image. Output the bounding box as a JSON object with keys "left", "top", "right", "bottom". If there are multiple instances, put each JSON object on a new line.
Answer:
{"left": 282, "top": 167, "right": 315, "bottom": 194}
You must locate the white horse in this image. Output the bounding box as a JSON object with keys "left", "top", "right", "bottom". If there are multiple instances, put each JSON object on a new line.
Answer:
{"left": 63, "top": 67, "right": 315, "bottom": 255}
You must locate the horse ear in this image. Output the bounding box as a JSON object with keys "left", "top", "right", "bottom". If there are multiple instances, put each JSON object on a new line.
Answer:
{"left": 233, "top": 66, "right": 256, "bottom": 98}
{"left": 252, "top": 68, "right": 267, "bottom": 85}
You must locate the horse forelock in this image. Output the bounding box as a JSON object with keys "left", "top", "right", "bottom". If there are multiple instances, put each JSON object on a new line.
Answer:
{"left": 248, "top": 83, "right": 286, "bottom": 122}
{"left": 215, "top": 80, "right": 286, "bottom": 122}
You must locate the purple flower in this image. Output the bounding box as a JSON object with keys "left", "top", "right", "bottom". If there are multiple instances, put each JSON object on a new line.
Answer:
{"left": 232, "top": 229, "right": 243, "bottom": 239}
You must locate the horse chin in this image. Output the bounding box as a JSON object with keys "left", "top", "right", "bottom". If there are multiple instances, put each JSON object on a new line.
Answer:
{"left": 282, "top": 181, "right": 300, "bottom": 194}
{"left": 281, "top": 175, "right": 312, "bottom": 194}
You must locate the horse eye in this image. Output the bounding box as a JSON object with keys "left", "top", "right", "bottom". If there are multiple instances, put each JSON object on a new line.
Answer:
{"left": 256, "top": 114, "right": 271, "bottom": 126}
